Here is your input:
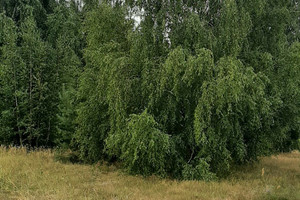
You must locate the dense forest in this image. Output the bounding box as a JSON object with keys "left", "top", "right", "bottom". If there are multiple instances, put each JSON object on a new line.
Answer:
{"left": 0, "top": 0, "right": 299, "bottom": 180}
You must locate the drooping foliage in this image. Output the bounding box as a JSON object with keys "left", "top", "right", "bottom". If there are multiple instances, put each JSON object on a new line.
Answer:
{"left": 111, "top": 110, "right": 171, "bottom": 176}
{"left": 1, "top": 0, "right": 299, "bottom": 180}
{"left": 75, "top": 0, "right": 300, "bottom": 179}
{"left": 194, "top": 57, "right": 273, "bottom": 176}
{"left": 75, "top": 4, "right": 133, "bottom": 162}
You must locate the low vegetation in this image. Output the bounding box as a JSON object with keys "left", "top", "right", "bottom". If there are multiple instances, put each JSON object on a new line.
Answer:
{"left": 0, "top": 147, "right": 299, "bottom": 200}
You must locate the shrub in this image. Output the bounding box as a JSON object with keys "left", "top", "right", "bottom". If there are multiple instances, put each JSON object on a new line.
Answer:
{"left": 182, "top": 159, "right": 217, "bottom": 181}
{"left": 113, "top": 110, "right": 170, "bottom": 176}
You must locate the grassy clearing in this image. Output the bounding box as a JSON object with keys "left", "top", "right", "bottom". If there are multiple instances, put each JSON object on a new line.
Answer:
{"left": 0, "top": 147, "right": 299, "bottom": 200}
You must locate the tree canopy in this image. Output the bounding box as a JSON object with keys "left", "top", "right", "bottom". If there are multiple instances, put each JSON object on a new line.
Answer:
{"left": 0, "top": 0, "right": 299, "bottom": 180}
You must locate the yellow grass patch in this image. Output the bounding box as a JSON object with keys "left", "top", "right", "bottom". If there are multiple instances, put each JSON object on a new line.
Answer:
{"left": 0, "top": 147, "right": 299, "bottom": 200}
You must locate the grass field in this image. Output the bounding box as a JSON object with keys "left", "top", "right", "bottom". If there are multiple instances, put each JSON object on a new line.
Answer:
{"left": 0, "top": 147, "right": 299, "bottom": 200}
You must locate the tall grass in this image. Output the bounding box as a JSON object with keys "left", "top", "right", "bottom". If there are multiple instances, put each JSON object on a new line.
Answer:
{"left": 0, "top": 146, "right": 299, "bottom": 200}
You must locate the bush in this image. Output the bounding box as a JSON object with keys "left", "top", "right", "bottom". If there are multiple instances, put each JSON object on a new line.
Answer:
{"left": 182, "top": 159, "right": 217, "bottom": 181}
{"left": 112, "top": 110, "right": 170, "bottom": 176}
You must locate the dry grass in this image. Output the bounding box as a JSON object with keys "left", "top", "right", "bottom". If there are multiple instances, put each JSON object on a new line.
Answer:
{"left": 0, "top": 147, "right": 299, "bottom": 200}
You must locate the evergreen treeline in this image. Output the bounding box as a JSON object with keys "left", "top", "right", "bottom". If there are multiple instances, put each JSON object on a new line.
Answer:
{"left": 0, "top": 0, "right": 299, "bottom": 180}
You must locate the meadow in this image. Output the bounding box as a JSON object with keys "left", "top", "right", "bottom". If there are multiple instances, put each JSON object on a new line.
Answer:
{"left": 0, "top": 147, "right": 299, "bottom": 200}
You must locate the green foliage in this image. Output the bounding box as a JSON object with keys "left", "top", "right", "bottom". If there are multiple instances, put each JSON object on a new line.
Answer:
{"left": 17, "top": 14, "right": 58, "bottom": 146}
{"left": 214, "top": 0, "right": 251, "bottom": 58}
{"left": 75, "top": 4, "right": 132, "bottom": 162}
{"left": 56, "top": 85, "right": 77, "bottom": 148}
{"left": 274, "top": 42, "right": 300, "bottom": 151}
{"left": 242, "top": 0, "right": 291, "bottom": 56}
{"left": 194, "top": 57, "right": 273, "bottom": 175}
{"left": 1, "top": 0, "right": 300, "bottom": 181}
{"left": 148, "top": 47, "right": 215, "bottom": 168}
{"left": 74, "top": 0, "right": 300, "bottom": 179}
{"left": 46, "top": 2, "right": 82, "bottom": 148}
{"left": 182, "top": 159, "right": 216, "bottom": 181}
{"left": 0, "top": 2, "right": 81, "bottom": 147}
{"left": 155, "top": 47, "right": 214, "bottom": 132}
{"left": 0, "top": 12, "right": 59, "bottom": 146}
{"left": 47, "top": 2, "right": 83, "bottom": 55}
{"left": 113, "top": 110, "right": 170, "bottom": 176}
{"left": 0, "top": 0, "right": 55, "bottom": 35}
{"left": 0, "top": 14, "right": 19, "bottom": 144}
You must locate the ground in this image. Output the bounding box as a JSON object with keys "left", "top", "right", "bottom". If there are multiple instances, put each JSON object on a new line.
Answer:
{"left": 0, "top": 147, "right": 299, "bottom": 200}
